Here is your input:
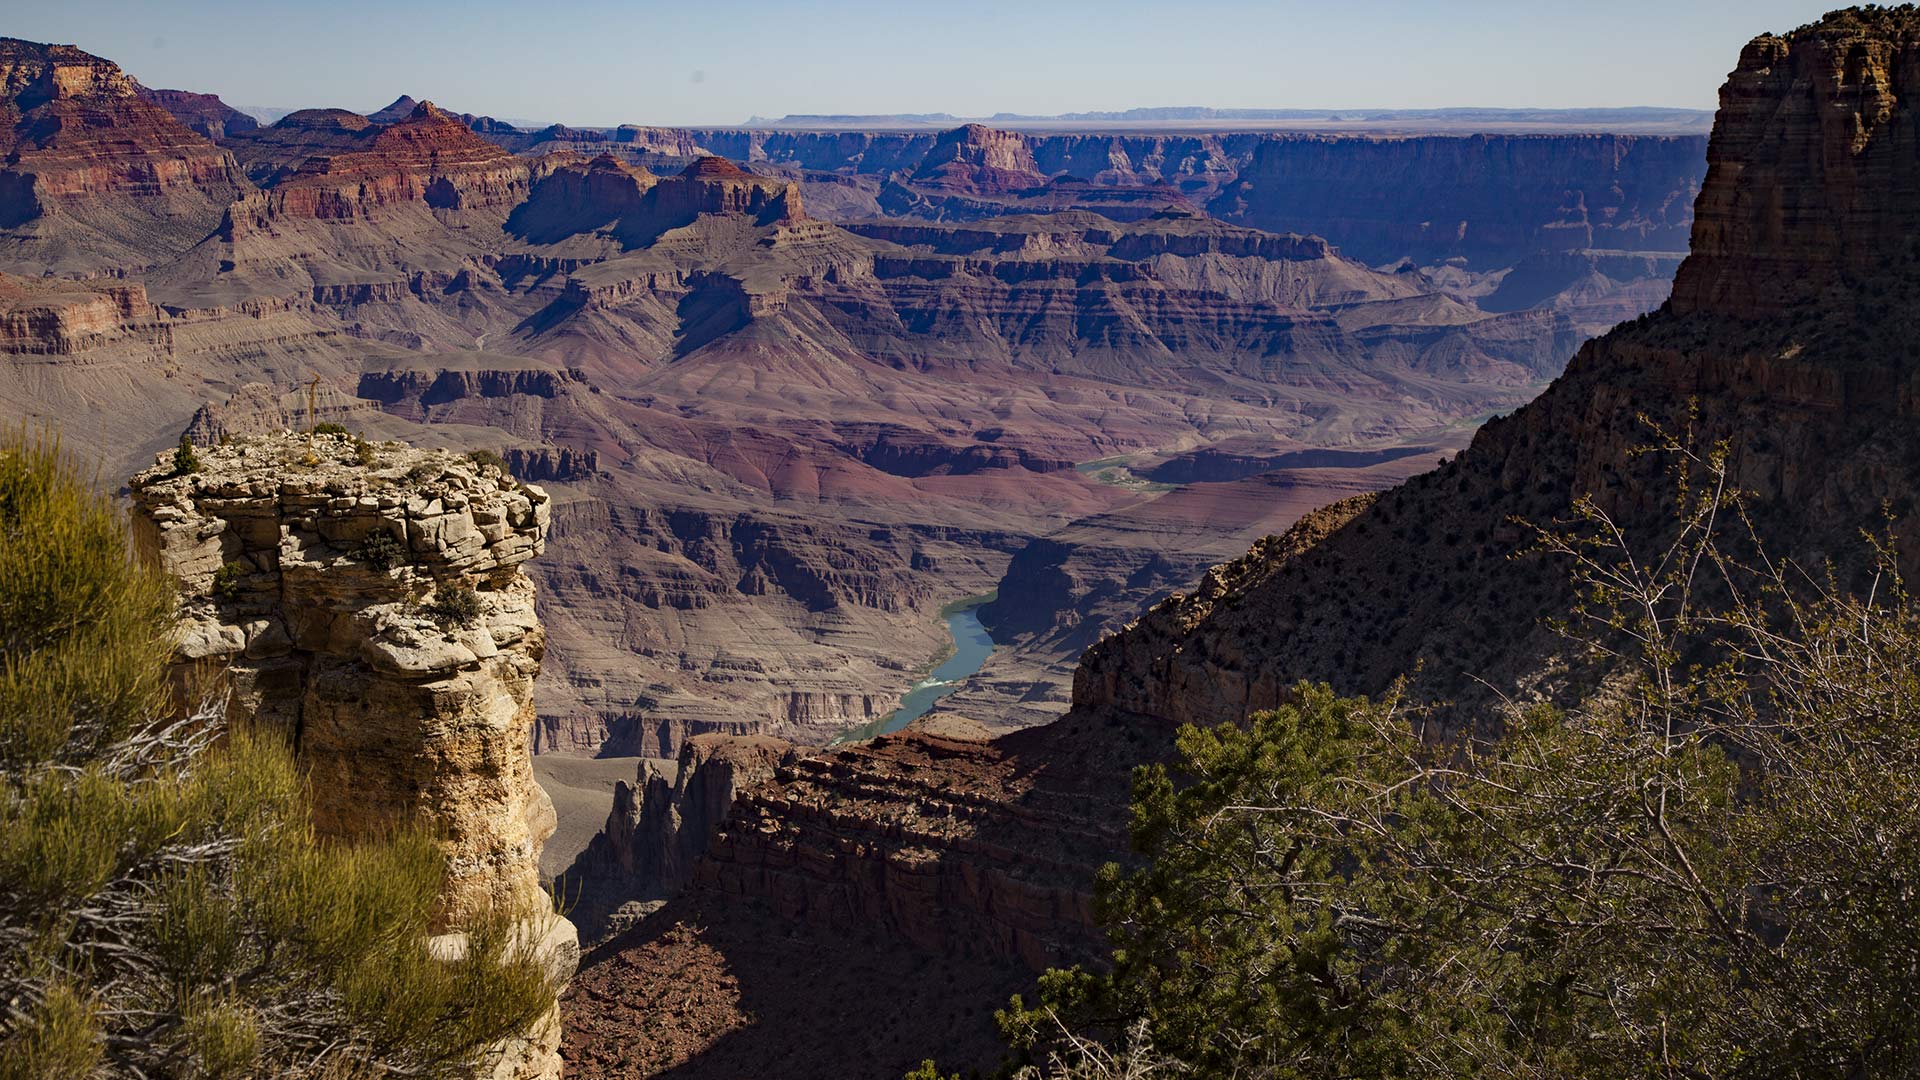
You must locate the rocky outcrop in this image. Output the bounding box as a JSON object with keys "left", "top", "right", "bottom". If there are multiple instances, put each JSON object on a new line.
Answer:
{"left": 559, "top": 734, "right": 790, "bottom": 938}
{"left": 0, "top": 272, "right": 159, "bottom": 353}
{"left": 129, "top": 433, "right": 560, "bottom": 919}
{"left": 1670, "top": 10, "right": 1920, "bottom": 322}
{"left": 507, "top": 153, "right": 798, "bottom": 248}
{"left": 505, "top": 446, "right": 600, "bottom": 482}
{"left": 232, "top": 101, "right": 529, "bottom": 223}
{"left": 130, "top": 433, "right": 576, "bottom": 1078}
{"left": 910, "top": 124, "right": 1045, "bottom": 193}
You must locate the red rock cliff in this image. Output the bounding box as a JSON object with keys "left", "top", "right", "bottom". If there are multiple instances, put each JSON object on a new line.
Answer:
{"left": 1671, "top": 10, "right": 1920, "bottom": 319}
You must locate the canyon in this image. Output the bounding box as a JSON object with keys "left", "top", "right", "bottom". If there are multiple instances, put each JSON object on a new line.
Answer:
{"left": 0, "top": 37, "right": 1706, "bottom": 786}
{"left": 549, "top": 8, "right": 1920, "bottom": 1079}
{"left": 0, "top": 31, "right": 1727, "bottom": 1077}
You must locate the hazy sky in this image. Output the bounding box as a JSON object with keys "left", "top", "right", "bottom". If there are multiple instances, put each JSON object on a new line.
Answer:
{"left": 12, "top": 1, "right": 1840, "bottom": 126}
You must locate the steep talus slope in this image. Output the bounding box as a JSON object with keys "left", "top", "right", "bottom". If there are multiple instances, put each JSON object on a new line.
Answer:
{"left": 561, "top": 11, "right": 1920, "bottom": 1078}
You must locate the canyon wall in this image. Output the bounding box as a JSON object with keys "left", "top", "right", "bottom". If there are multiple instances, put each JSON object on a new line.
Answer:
{"left": 480, "top": 122, "right": 1706, "bottom": 269}
{"left": 560, "top": 11, "right": 1920, "bottom": 1079}
{"left": 130, "top": 433, "right": 576, "bottom": 1080}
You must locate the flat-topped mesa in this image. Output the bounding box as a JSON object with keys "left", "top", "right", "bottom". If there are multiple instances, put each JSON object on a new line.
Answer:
{"left": 508, "top": 152, "right": 802, "bottom": 246}
{"left": 0, "top": 271, "right": 159, "bottom": 354}
{"left": 656, "top": 154, "right": 803, "bottom": 222}
{"left": 510, "top": 153, "right": 659, "bottom": 232}
{"left": 136, "top": 86, "right": 259, "bottom": 140}
{"left": 129, "top": 434, "right": 560, "bottom": 928}
{"left": 1670, "top": 8, "right": 1920, "bottom": 323}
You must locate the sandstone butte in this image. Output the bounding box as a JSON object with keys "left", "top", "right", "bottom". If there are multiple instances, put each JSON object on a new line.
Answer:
{"left": 129, "top": 433, "right": 579, "bottom": 1080}
{"left": 556, "top": 9, "right": 1920, "bottom": 1078}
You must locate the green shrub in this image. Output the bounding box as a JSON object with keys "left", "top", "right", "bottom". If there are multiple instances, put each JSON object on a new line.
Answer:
{"left": 422, "top": 584, "right": 483, "bottom": 628}
{"left": 467, "top": 448, "right": 506, "bottom": 472}
{"left": 172, "top": 435, "right": 202, "bottom": 476}
{"left": 353, "top": 436, "right": 379, "bottom": 467}
{"left": 356, "top": 529, "right": 406, "bottom": 571}
{"left": 311, "top": 421, "right": 349, "bottom": 436}
{"left": 0, "top": 432, "right": 556, "bottom": 1079}
{"left": 211, "top": 559, "right": 248, "bottom": 600}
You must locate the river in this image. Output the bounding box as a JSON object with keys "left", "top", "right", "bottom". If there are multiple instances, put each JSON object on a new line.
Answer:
{"left": 833, "top": 594, "right": 997, "bottom": 743}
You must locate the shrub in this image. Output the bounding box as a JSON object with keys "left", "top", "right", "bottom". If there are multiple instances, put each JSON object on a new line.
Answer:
{"left": 467, "top": 448, "right": 506, "bottom": 472}
{"left": 311, "top": 422, "right": 349, "bottom": 436}
{"left": 0, "top": 432, "right": 556, "bottom": 1078}
{"left": 356, "top": 529, "right": 406, "bottom": 571}
{"left": 353, "top": 436, "right": 379, "bottom": 467}
{"left": 172, "top": 435, "right": 202, "bottom": 476}
{"left": 422, "top": 584, "right": 483, "bottom": 628}
{"left": 211, "top": 559, "right": 248, "bottom": 600}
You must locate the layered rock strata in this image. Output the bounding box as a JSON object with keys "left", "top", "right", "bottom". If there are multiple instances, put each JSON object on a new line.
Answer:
{"left": 561, "top": 11, "right": 1920, "bottom": 1078}
{"left": 0, "top": 39, "right": 248, "bottom": 272}
{"left": 130, "top": 433, "right": 577, "bottom": 1079}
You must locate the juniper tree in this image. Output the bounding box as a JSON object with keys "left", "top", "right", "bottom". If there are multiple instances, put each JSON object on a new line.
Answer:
{"left": 0, "top": 433, "right": 558, "bottom": 1079}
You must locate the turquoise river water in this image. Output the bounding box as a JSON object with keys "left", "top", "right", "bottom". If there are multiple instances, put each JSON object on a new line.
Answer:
{"left": 834, "top": 596, "right": 996, "bottom": 743}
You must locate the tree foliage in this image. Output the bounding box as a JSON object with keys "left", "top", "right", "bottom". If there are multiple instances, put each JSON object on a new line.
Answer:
{"left": 0, "top": 433, "right": 558, "bottom": 1079}
{"left": 1002, "top": 442, "right": 1920, "bottom": 1079}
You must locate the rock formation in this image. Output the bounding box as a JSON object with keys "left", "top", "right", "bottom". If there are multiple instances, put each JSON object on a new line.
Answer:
{"left": 241, "top": 100, "right": 529, "bottom": 222}
{"left": 559, "top": 733, "right": 790, "bottom": 937}
{"left": 0, "top": 38, "right": 248, "bottom": 273}
{"left": 129, "top": 432, "right": 576, "bottom": 1079}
